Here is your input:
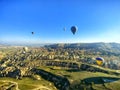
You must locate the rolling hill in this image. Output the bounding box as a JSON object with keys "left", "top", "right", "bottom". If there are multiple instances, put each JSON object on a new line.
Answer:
{"left": 45, "top": 42, "right": 120, "bottom": 55}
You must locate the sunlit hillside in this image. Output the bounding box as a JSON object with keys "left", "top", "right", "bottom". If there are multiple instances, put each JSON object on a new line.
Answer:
{"left": 0, "top": 43, "right": 120, "bottom": 90}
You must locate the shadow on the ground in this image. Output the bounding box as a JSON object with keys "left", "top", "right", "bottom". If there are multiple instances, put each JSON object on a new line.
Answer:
{"left": 66, "top": 69, "right": 82, "bottom": 72}
{"left": 82, "top": 77, "right": 120, "bottom": 84}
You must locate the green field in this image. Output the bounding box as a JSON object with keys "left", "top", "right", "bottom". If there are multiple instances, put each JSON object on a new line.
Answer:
{"left": 0, "top": 64, "right": 120, "bottom": 90}
{"left": 0, "top": 77, "right": 57, "bottom": 90}
{"left": 37, "top": 65, "right": 120, "bottom": 90}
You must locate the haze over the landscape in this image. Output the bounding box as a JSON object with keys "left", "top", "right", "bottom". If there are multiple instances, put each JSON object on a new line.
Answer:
{"left": 0, "top": 0, "right": 120, "bottom": 44}
{"left": 1, "top": 1, "right": 120, "bottom": 89}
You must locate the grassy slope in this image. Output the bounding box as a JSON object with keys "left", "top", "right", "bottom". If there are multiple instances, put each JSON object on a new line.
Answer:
{"left": 0, "top": 64, "right": 120, "bottom": 90}
{"left": 38, "top": 65, "right": 120, "bottom": 90}
{"left": 0, "top": 77, "right": 57, "bottom": 90}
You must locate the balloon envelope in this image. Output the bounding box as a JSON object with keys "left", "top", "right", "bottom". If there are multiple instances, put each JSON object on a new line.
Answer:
{"left": 71, "top": 26, "right": 78, "bottom": 35}
{"left": 23, "top": 47, "right": 28, "bottom": 52}
{"left": 96, "top": 57, "right": 104, "bottom": 66}
{"left": 31, "top": 32, "right": 34, "bottom": 34}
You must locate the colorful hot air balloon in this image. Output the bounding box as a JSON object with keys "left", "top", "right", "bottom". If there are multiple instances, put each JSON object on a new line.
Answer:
{"left": 96, "top": 57, "right": 104, "bottom": 66}
{"left": 71, "top": 26, "right": 78, "bottom": 35}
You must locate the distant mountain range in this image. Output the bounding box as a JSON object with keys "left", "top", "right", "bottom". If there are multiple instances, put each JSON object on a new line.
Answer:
{"left": 0, "top": 42, "right": 47, "bottom": 47}
{"left": 1, "top": 42, "right": 120, "bottom": 54}
{"left": 45, "top": 42, "right": 120, "bottom": 49}
{"left": 45, "top": 42, "right": 120, "bottom": 55}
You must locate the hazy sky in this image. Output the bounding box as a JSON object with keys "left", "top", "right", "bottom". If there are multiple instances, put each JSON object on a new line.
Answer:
{"left": 0, "top": 0, "right": 120, "bottom": 44}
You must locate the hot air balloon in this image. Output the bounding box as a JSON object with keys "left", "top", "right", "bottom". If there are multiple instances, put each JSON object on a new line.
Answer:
{"left": 31, "top": 32, "right": 34, "bottom": 35}
{"left": 71, "top": 26, "right": 78, "bottom": 35}
{"left": 96, "top": 57, "right": 104, "bottom": 66}
{"left": 23, "top": 47, "right": 28, "bottom": 53}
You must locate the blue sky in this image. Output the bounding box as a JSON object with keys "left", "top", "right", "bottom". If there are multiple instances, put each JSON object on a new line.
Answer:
{"left": 0, "top": 0, "right": 120, "bottom": 44}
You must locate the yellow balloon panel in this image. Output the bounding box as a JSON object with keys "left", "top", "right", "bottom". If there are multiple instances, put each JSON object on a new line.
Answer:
{"left": 96, "top": 60, "right": 103, "bottom": 66}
